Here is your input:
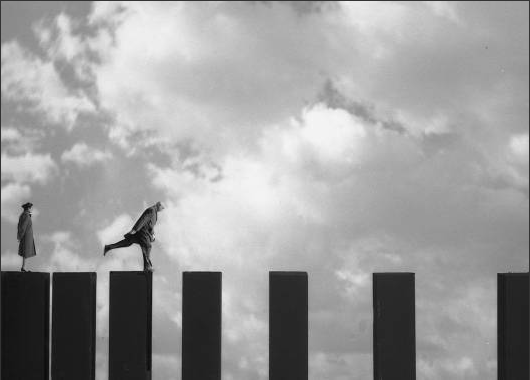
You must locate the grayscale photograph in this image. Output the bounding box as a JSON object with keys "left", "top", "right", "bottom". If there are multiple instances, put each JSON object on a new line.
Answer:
{"left": 1, "top": 2, "right": 528, "bottom": 380}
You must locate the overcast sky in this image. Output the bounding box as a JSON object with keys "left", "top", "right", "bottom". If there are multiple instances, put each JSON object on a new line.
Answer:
{"left": 1, "top": 2, "right": 528, "bottom": 379}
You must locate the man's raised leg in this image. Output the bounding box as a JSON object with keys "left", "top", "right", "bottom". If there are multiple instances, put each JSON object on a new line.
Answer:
{"left": 104, "top": 236, "right": 135, "bottom": 256}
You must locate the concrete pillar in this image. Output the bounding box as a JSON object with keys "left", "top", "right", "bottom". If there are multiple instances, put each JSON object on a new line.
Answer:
{"left": 498, "top": 272, "right": 529, "bottom": 380}
{"left": 109, "top": 271, "right": 152, "bottom": 380}
{"left": 373, "top": 273, "right": 416, "bottom": 380}
{"left": 182, "top": 272, "right": 222, "bottom": 380}
{"left": 1, "top": 271, "right": 50, "bottom": 380}
{"left": 51, "top": 272, "right": 96, "bottom": 380}
{"left": 269, "top": 271, "right": 308, "bottom": 380}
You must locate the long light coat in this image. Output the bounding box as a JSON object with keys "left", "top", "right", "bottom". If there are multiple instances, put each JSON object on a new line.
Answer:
{"left": 17, "top": 210, "right": 36, "bottom": 258}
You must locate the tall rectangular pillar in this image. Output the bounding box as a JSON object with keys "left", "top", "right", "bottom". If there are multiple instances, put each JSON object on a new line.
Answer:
{"left": 373, "top": 273, "right": 416, "bottom": 380}
{"left": 182, "top": 271, "right": 222, "bottom": 380}
{"left": 52, "top": 272, "right": 97, "bottom": 380}
{"left": 269, "top": 272, "right": 308, "bottom": 380}
{"left": 109, "top": 271, "right": 152, "bottom": 380}
{"left": 498, "top": 273, "right": 529, "bottom": 380}
{"left": 1, "top": 271, "right": 50, "bottom": 380}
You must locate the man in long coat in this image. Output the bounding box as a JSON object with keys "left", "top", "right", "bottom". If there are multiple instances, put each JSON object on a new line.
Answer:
{"left": 17, "top": 202, "right": 36, "bottom": 272}
{"left": 103, "top": 201, "right": 164, "bottom": 272}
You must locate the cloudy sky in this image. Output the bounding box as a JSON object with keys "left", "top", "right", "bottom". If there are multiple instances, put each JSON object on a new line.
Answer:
{"left": 1, "top": 1, "right": 528, "bottom": 379}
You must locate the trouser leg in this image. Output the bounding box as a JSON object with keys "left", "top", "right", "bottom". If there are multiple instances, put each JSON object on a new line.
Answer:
{"left": 141, "top": 244, "right": 152, "bottom": 270}
{"left": 106, "top": 236, "right": 135, "bottom": 251}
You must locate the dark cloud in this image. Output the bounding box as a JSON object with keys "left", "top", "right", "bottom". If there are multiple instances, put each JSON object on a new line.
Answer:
{"left": 318, "top": 79, "right": 407, "bottom": 134}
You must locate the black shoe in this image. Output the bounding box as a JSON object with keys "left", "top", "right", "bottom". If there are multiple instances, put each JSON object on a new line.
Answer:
{"left": 21, "top": 268, "right": 30, "bottom": 272}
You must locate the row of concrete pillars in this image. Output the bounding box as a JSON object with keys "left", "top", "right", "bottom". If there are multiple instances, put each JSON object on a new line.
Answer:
{"left": 1, "top": 271, "right": 528, "bottom": 380}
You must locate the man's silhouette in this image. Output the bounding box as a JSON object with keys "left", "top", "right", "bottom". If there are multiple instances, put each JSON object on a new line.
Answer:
{"left": 17, "top": 202, "right": 36, "bottom": 272}
{"left": 104, "top": 202, "right": 164, "bottom": 271}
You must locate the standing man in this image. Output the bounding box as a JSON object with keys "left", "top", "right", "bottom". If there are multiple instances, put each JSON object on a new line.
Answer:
{"left": 17, "top": 202, "right": 36, "bottom": 272}
{"left": 103, "top": 201, "right": 164, "bottom": 272}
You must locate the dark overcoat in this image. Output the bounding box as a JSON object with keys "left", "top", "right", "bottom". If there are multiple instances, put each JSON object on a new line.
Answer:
{"left": 17, "top": 210, "right": 36, "bottom": 258}
{"left": 130, "top": 205, "right": 158, "bottom": 247}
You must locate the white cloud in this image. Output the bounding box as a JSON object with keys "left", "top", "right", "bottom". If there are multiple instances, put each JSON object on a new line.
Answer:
{"left": 1, "top": 41, "right": 95, "bottom": 129}
{"left": 1, "top": 126, "right": 45, "bottom": 155}
{"left": 96, "top": 213, "right": 133, "bottom": 245}
{"left": 335, "top": 269, "right": 370, "bottom": 296}
{"left": 509, "top": 133, "right": 529, "bottom": 164}
{"left": 339, "top": 1, "right": 410, "bottom": 35}
{"left": 89, "top": 1, "right": 129, "bottom": 26}
{"left": 0, "top": 250, "right": 21, "bottom": 270}
{"left": 44, "top": 231, "right": 96, "bottom": 272}
{"left": 81, "top": 0, "right": 487, "bottom": 154}
{"left": 84, "top": 2, "right": 364, "bottom": 152}
{"left": 47, "top": 13, "right": 84, "bottom": 61}
{"left": 1, "top": 152, "right": 57, "bottom": 184}
{"left": 1, "top": 182, "right": 31, "bottom": 223}
{"left": 423, "top": 1, "right": 461, "bottom": 23}
{"left": 34, "top": 12, "right": 97, "bottom": 82}
{"left": 0, "top": 127, "right": 21, "bottom": 142}
{"left": 61, "top": 142, "right": 113, "bottom": 167}
{"left": 477, "top": 133, "right": 530, "bottom": 194}
{"left": 283, "top": 104, "right": 367, "bottom": 166}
